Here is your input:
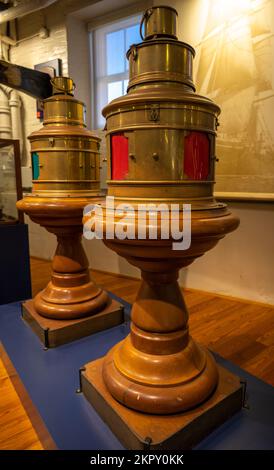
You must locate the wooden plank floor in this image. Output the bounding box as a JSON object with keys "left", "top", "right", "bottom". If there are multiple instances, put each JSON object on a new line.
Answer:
{"left": 1, "top": 257, "right": 273, "bottom": 450}
{"left": 0, "top": 359, "right": 43, "bottom": 450}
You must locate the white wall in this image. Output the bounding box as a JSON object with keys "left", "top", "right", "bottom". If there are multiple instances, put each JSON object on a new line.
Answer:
{"left": 181, "top": 202, "right": 274, "bottom": 304}
{"left": 15, "top": 0, "right": 274, "bottom": 306}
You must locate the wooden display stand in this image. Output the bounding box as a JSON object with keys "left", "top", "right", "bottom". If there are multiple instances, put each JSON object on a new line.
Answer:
{"left": 81, "top": 357, "right": 243, "bottom": 450}
{"left": 22, "top": 299, "right": 123, "bottom": 348}
{"left": 17, "top": 198, "right": 124, "bottom": 348}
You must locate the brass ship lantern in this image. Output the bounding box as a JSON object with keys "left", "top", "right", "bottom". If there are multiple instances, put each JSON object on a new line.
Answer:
{"left": 82, "top": 6, "right": 242, "bottom": 448}
{"left": 16, "top": 76, "right": 123, "bottom": 345}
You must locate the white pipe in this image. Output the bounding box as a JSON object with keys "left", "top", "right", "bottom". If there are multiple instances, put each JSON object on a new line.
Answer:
{"left": 0, "top": 26, "right": 49, "bottom": 46}
{"left": 9, "top": 89, "right": 22, "bottom": 141}
{"left": 0, "top": 86, "right": 11, "bottom": 139}
{"left": 0, "top": 0, "right": 57, "bottom": 24}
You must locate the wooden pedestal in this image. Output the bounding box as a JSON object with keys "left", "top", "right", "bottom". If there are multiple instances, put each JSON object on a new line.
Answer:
{"left": 81, "top": 357, "right": 243, "bottom": 450}
{"left": 22, "top": 299, "right": 124, "bottom": 348}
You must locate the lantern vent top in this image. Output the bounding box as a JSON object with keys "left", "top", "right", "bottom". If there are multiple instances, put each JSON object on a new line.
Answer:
{"left": 141, "top": 5, "right": 178, "bottom": 41}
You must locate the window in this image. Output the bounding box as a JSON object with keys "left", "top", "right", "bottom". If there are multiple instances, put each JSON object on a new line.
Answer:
{"left": 92, "top": 15, "right": 141, "bottom": 129}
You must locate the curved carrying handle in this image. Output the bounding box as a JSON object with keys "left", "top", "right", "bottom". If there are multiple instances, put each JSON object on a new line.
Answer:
{"left": 139, "top": 7, "right": 153, "bottom": 40}
{"left": 50, "top": 78, "right": 76, "bottom": 95}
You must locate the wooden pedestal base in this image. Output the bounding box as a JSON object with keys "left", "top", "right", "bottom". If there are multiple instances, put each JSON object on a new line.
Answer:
{"left": 22, "top": 299, "right": 124, "bottom": 348}
{"left": 81, "top": 357, "right": 243, "bottom": 450}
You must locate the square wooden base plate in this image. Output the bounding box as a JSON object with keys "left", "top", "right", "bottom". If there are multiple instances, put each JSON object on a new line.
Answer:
{"left": 81, "top": 358, "right": 243, "bottom": 450}
{"left": 22, "top": 299, "right": 124, "bottom": 348}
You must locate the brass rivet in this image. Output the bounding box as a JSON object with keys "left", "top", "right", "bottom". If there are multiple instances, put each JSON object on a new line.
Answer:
{"left": 153, "top": 152, "right": 159, "bottom": 161}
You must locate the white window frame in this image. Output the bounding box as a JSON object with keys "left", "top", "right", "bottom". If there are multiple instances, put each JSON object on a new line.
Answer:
{"left": 90, "top": 14, "right": 142, "bottom": 130}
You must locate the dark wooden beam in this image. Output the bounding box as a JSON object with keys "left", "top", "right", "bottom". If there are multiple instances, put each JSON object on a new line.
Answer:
{"left": 0, "top": 60, "right": 52, "bottom": 100}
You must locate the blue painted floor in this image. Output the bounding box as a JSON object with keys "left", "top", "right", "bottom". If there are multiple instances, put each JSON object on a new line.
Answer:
{"left": 0, "top": 296, "right": 273, "bottom": 450}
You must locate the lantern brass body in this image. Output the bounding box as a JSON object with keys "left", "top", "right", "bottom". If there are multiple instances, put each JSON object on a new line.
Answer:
{"left": 17, "top": 77, "right": 108, "bottom": 320}
{"left": 90, "top": 6, "right": 240, "bottom": 415}
{"left": 30, "top": 80, "right": 100, "bottom": 198}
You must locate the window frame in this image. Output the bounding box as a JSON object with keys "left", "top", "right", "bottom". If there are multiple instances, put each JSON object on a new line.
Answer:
{"left": 90, "top": 14, "right": 142, "bottom": 130}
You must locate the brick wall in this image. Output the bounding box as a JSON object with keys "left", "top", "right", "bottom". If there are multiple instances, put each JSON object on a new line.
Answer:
{"left": 10, "top": 3, "right": 68, "bottom": 167}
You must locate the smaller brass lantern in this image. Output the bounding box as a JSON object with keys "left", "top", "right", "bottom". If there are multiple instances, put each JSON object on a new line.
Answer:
{"left": 17, "top": 77, "right": 109, "bottom": 321}
{"left": 30, "top": 77, "right": 100, "bottom": 198}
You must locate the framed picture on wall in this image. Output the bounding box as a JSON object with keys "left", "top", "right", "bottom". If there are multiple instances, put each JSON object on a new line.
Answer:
{"left": 192, "top": 0, "right": 274, "bottom": 201}
{"left": 34, "top": 58, "right": 62, "bottom": 121}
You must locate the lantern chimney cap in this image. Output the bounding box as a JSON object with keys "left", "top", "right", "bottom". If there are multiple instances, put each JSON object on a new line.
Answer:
{"left": 141, "top": 5, "right": 178, "bottom": 41}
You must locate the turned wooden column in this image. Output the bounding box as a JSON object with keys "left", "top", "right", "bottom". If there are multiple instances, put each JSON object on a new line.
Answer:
{"left": 102, "top": 240, "right": 220, "bottom": 414}
{"left": 97, "top": 206, "right": 239, "bottom": 415}
{"left": 34, "top": 225, "right": 108, "bottom": 320}
{"left": 17, "top": 196, "right": 109, "bottom": 321}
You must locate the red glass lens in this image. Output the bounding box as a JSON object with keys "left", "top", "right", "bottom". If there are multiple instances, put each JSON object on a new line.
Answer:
{"left": 111, "top": 134, "right": 129, "bottom": 180}
{"left": 184, "top": 132, "right": 210, "bottom": 180}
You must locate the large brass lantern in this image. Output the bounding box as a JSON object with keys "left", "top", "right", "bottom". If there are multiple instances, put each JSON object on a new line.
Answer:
{"left": 82, "top": 6, "right": 242, "bottom": 448}
{"left": 17, "top": 77, "right": 122, "bottom": 343}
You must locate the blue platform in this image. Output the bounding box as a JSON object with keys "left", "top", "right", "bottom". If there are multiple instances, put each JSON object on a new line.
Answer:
{"left": 0, "top": 297, "right": 273, "bottom": 450}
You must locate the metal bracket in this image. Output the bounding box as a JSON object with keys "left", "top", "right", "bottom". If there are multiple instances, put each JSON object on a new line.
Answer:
{"left": 76, "top": 367, "right": 86, "bottom": 394}
{"left": 240, "top": 379, "right": 249, "bottom": 409}
{"left": 144, "top": 436, "right": 152, "bottom": 450}
{"left": 43, "top": 328, "right": 49, "bottom": 350}
{"left": 148, "top": 104, "right": 160, "bottom": 122}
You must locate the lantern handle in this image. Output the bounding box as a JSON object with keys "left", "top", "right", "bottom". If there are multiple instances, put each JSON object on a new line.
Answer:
{"left": 139, "top": 7, "right": 153, "bottom": 40}
{"left": 50, "top": 78, "right": 76, "bottom": 95}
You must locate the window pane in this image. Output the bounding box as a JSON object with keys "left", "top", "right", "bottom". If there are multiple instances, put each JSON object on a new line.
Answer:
{"left": 126, "top": 24, "right": 141, "bottom": 71}
{"left": 106, "top": 29, "right": 125, "bottom": 75}
{"left": 96, "top": 79, "right": 108, "bottom": 129}
{"left": 126, "top": 24, "right": 141, "bottom": 50}
{"left": 108, "top": 81, "right": 123, "bottom": 102}
{"left": 123, "top": 79, "right": 129, "bottom": 94}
